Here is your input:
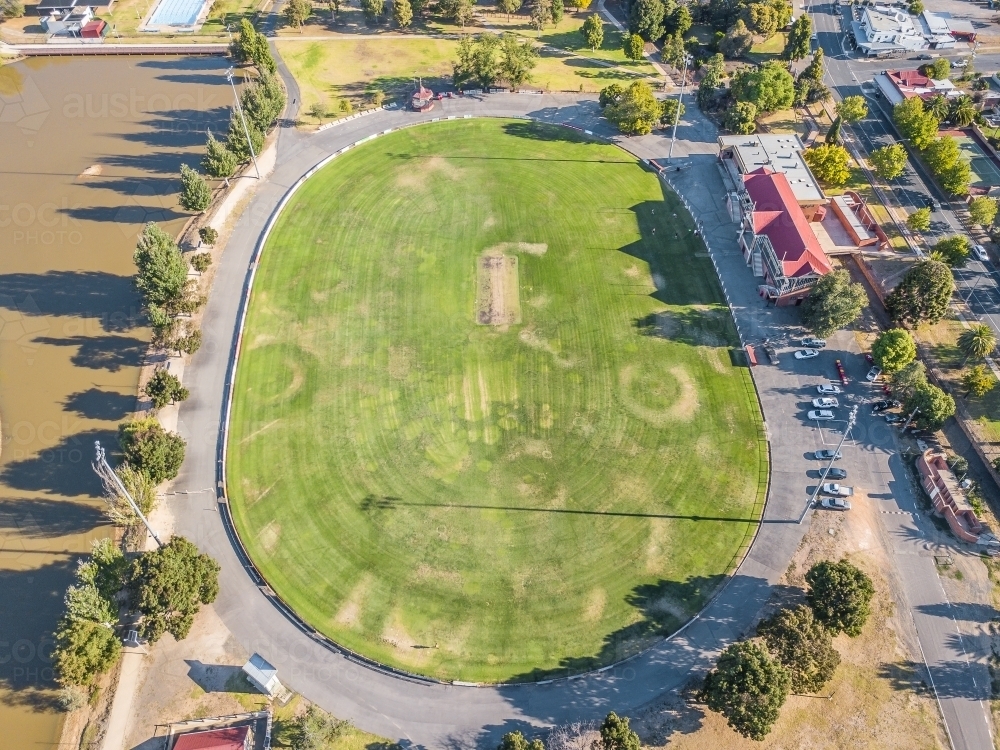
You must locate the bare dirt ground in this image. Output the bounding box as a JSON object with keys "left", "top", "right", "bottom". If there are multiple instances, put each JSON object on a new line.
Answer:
{"left": 476, "top": 253, "right": 521, "bottom": 325}
{"left": 630, "top": 496, "right": 950, "bottom": 749}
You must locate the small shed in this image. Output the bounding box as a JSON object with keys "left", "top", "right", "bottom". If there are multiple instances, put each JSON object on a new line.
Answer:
{"left": 80, "top": 19, "right": 107, "bottom": 37}
{"left": 242, "top": 653, "right": 283, "bottom": 697}
{"left": 410, "top": 81, "right": 435, "bottom": 112}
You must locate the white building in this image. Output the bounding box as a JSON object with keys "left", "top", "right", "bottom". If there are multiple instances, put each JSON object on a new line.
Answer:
{"left": 852, "top": 6, "right": 928, "bottom": 56}
{"left": 242, "top": 653, "right": 284, "bottom": 698}
{"left": 717, "top": 134, "right": 825, "bottom": 205}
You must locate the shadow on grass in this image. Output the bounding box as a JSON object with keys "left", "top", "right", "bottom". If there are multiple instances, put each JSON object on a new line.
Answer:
{"left": 501, "top": 120, "right": 592, "bottom": 143}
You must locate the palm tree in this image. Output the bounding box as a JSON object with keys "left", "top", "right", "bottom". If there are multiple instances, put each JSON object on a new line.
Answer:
{"left": 958, "top": 323, "right": 997, "bottom": 362}
{"left": 927, "top": 94, "right": 950, "bottom": 122}
{"left": 951, "top": 95, "right": 977, "bottom": 128}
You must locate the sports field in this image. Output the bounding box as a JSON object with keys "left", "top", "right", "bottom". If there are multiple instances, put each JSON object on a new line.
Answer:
{"left": 227, "top": 119, "right": 767, "bottom": 682}
{"left": 950, "top": 132, "right": 1000, "bottom": 189}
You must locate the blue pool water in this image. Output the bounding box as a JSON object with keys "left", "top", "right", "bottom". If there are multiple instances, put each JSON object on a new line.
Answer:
{"left": 147, "top": 0, "right": 207, "bottom": 26}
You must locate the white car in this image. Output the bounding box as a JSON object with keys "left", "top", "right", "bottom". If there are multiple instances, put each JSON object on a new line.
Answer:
{"left": 953, "top": 59, "right": 968, "bottom": 68}
{"left": 817, "top": 384, "right": 842, "bottom": 395}
{"left": 821, "top": 483, "right": 854, "bottom": 497}
{"left": 821, "top": 497, "right": 852, "bottom": 511}
{"left": 795, "top": 349, "right": 820, "bottom": 360}
{"left": 973, "top": 244, "right": 989, "bottom": 262}
{"left": 808, "top": 410, "right": 835, "bottom": 420}
{"left": 866, "top": 366, "right": 881, "bottom": 382}
{"left": 801, "top": 337, "right": 827, "bottom": 348}
{"left": 813, "top": 397, "right": 839, "bottom": 408}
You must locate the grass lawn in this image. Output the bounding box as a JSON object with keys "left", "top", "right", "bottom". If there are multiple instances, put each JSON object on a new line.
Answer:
{"left": 227, "top": 119, "right": 767, "bottom": 683}
{"left": 746, "top": 32, "right": 786, "bottom": 63}
{"left": 279, "top": 37, "right": 657, "bottom": 121}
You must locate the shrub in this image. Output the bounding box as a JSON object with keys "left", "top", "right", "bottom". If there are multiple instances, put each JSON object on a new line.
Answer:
{"left": 198, "top": 226, "right": 219, "bottom": 245}
{"left": 118, "top": 418, "right": 186, "bottom": 485}
{"left": 191, "top": 252, "right": 213, "bottom": 272}
{"left": 805, "top": 559, "right": 875, "bottom": 637}
{"left": 143, "top": 369, "right": 190, "bottom": 409}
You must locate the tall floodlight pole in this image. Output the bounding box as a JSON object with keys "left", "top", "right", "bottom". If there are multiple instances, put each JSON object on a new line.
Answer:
{"left": 226, "top": 67, "right": 261, "bottom": 180}
{"left": 799, "top": 405, "right": 858, "bottom": 523}
{"left": 667, "top": 53, "right": 692, "bottom": 162}
{"left": 93, "top": 441, "right": 163, "bottom": 548}
{"left": 900, "top": 406, "right": 920, "bottom": 433}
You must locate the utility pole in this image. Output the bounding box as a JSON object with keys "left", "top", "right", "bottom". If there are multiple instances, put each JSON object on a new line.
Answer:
{"left": 799, "top": 405, "right": 858, "bottom": 523}
{"left": 92, "top": 441, "right": 163, "bottom": 548}
{"left": 226, "top": 67, "right": 261, "bottom": 180}
{"left": 667, "top": 53, "right": 692, "bottom": 162}
{"left": 900, "top": 406, "right": 920, "bottom": 433}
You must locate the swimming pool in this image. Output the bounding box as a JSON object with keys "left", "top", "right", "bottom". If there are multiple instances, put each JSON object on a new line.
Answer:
{"left": 146, "top": 0, "right": 208, "bottom": 27}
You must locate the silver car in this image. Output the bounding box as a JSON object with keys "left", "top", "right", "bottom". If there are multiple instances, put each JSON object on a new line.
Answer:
{"left": 808, "top": 410, "right": 835, "bottom": 420}
{"left": 813, "top": 397, "right": 839, "bottom": 408}
{"left": 820, "top": 497, "right": 852, "bottom": 511}
{"left": 821, "top": 483, "right": 854, "bottom": 497}
{"left": 817, "top": 384, "right": 842, "bottom": 395}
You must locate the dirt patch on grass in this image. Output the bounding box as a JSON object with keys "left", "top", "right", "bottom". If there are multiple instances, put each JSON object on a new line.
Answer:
{"left": 388, "top": 345, "right": 415, "bottom": 380}
{"left": 583, "top": 587, "right": 607, "bottom": 622}
{"left": 334, "top": 574, "right": 373, "bottom": 628}
{"left": 381, "top": 611, "right": 434, "bottom": 666}
{"left": 258, "top": 521, "right": 281, "bottom": 553}
{"left": 619, "top": 364, "right": 699, "bottom": 426}
{"left": 476, "top": 253, "right": 521, "bottom": 325}
{"left": 484, "top": 241, "right": 548, "bottom": 256}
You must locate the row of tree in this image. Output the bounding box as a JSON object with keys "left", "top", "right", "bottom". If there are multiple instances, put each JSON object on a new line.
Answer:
{"left": 495, "top": 711, "right": 642, "bottom": 750}
{"left": 893, "top": 96, "right": 973, "bottom": 195}
{"left": 702, "top": 560, "right": 874, "bottom": 740}
{"left": 598, "top": 81, "right": 683, "bottom": 135}
{"left": 453, "top": 32, "right": 540, "bottom": 90}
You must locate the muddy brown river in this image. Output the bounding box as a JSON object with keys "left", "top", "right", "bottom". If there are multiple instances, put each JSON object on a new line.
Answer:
{"left": 0, "top": 54, "right": 230, "bottom": 747}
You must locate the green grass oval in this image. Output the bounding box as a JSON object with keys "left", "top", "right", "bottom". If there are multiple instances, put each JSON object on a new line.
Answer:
{"left": 227, "top": 119, "right": 767, "bottom": 682}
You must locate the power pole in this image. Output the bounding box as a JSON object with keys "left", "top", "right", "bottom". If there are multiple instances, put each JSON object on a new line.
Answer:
{"left": 667, "top": 53, "right": 692, "bottom": 162}
{"left": 799, "top": 405, "right": 858, "bottom": 523}
{"left": 92, "top": 441, "right": 163, "bottom": 548}
{"left": 226, "top": 67, "right": 261, "bottom": 180}
{"left": 900, "top": 406, "right": 920, "bottom": 433}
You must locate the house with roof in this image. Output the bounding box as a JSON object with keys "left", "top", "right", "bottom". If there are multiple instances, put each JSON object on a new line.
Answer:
{"left": 874, "top": 68, "right": 959, "bottom": 106}
{"left": 164, "top": 710, "right": 271, "bottom": 750}
{"left": 718, "top": 134, "right": 824, "bottom": 207}
{"left": 852, "top": 6, "right": 928, "bottom": 56}
{"left": 173, "top": 725, "right": 253, "bottom": 750}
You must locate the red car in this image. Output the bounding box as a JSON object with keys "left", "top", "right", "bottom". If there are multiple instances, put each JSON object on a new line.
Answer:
{"left": 864, "top": 353, "right": 875, "bottom": 364}
{"left": 835, "top": 359, "right": 849, "bottom": 385}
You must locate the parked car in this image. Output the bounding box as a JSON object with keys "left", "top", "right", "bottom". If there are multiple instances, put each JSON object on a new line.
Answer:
{"left": 821, "top": 483, "right": 854, "bottom": 497}
{"left": 821, "top": 467, "right": 848, "bottom": 480}
{"left": 871, "top": 399, "right": 900, "bottom": 413}
{"left": 954, "top": 59, "right": 968, "bottom": 68}
{"left": 973, "top": 244, "right": 989, "bottom": 262}
{"left": 866, "top": 366, "right": 881, "bottom": 382}
{"left": 821, "top": 497, "right": 852, "bottom": 511}
{"left": 808, "top": 409, "right": 836, "bottom": 420}
{"left": 763, "top": 342, "right": 779, "bottom": 364}
{"left": 835, "top": 359, "right": 849, "bottom": 385}
{"left": 923, "top": 195, "right": 941, "bottom": 210}
{"left": 813, "top": 397, "right": 839, "bottom": 408}
{"left": 795, "top": 349, "right": 820, "bottom": 359}
{"left": 884, "top": 413, "right": 903, "bottom": 424}
{"left": 817, "top": 384, "right": 842, "bottom": 395}
{"left": 915, "top": 53, "right": 938, "bottom": 60}
{"left": 814, "top": 449, "right": 843, "bottom": 460}
{"left": 801, "top": 337, "right": 827, "bottom": 348}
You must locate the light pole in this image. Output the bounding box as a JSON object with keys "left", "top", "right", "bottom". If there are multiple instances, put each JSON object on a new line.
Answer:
{"left": 667, "top": 53, "right": 692, "bottom": 162}
{"left": 799, "top": 405, "right": 858, "bottom": 523}
{"left": 92, "top": 441, "right": 163, "bottom": 548}
{"left": 226, "top": 67, "right": 261, "bottom": 180}
{"left": 900, "top": 406, "right": 920, "bottom": 433}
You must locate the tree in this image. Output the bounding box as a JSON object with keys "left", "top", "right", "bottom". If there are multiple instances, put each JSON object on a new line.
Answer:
{"left": 932, "top": 234, "right": 970, "bottom": 267}
{"left": 905, "top": 382, "right": 956, "bottom": 429}
{"left": 130, "top": 536, "right": 220, "bottom": 643}
{"left": 170, "top": 327, "right": 203, "bottom": 356}
{"left": 757, "top": 605, "right": 840, "bottom": 693}
{"left": 702, "top": 641, "right": 790, "bottom": 741}
{"left": 622, "top": 31, "right": 645, "bottom": 61}
{"left": 498, "top": 0, "right": 522, "bottom": 18}
{"left": 498, "top": 731, "right": 545, "bottom": 750}
{"left": 454, "top": 33, "right": 502, "bottom": 88}
{"left": 745, "top": 2, "right": 779, "bottom": 37}
{"left": 907, "top": 206, "right": 932, "bottom": 232}
{"left": 725, "top": 101, "right": 757, "bottom": 134}
{"left": 599, "top": 82, "right": 624, "bottom": 108}
{"left": 891, "top": 360, "right": 928, "bottom": 398}
{"left": 599, "top": 712, "right": 640, "bottom": 750}
{"left": 603, "top": 80, "right": 663, "bottom": 135}
{"left": 393, "top": 0, "right": 413, "bottom": 26}
{"left": 893, "top": 96, "right": 937, "bottom": 151}
{"left": 661, "top": 31, "right": 686, "bottom": 70}
{"left": 191, "top": 252, "right": 212, "bottom": 272}
{"left": 284, "top": 0, "right": 313, "bottom": 27}
{"left": 869, "top": 143, "right": 907, "bottom": 181}
{"left": 288, "top": 706, "right": 351, "bottom": 750}
{"left": 805, "top": 559, "right": 875, "bottom": 637}
{"left": 824, "top": 116, "right": 841, "bottom": 145}
{"left": 730, "top": 61, "right": 795, "bottom": 113}
{"left": 836, "top": 94, "right": 868, "bottom": 124}
{"left": 0, "top": 0, "right": 26, "bottom": 19}
{"left": 923, "top": 137, "right": 959, "bottom": 175}
{"left": 958, "top": 323, "right": 997, "bottom": 361}
{"left": 530, "top": 0, "right": 552, "bottom": 28}
{"left": 871, "top": 328, "right": 916, "bottom": 373}
{"left": 629, "top": 0, "right": 664, "bottom": 40}
{"left": 661, "top": 97, "right": 684, "bottom": 127}
{"left": 499, "top": 32, "right": 538, "bottom": 90}
{"left": 101, "top": 463, "right": 157, "bottom": 528}
{"left": 178, "top": 164, "right": 212, "bottom": 213}
{"left": 784, "top": 13, "right": 811, "bottom": 61}
{"left": 950, "top": 95, "right": 976, "bottom": 127}
{"left": 926, "top": 56, "right": 950, "bottom": 81}
{"left": 134, "top": 223, "right": 187, "bottom": 310}
{"left": 363, "top": 0, "right": 386, "bottom": 20}
{"left": 53, "top": 620, "right": 121, "bottom": 687}
{"left": 118, "top": 417, "right": 186, "bottom": 485}
{"left": 668, "top": 3, "right": 691, "bottom": 35}
{"left": 939, "top": 160, "right": 971, "bottom": 196}
{"left": 963, "top": 364, "right": 995, "bottom": 397}
{"left": 328, "top": 0, "right": 342, "bottom": 20}
{"left": 582, "top": 13, "right": 603, "bottom": 49}
{"left": 240, "top": 70, "right": 286, "bottom": 134}
{"left": 230, "top": 18, "right": 276, "bottom": 74}
{"left": 698, "top": 53, "right": 726, "bottom": 109}
{"left": 203, "top": 131, "right": 238, "bottom": 180}
{"left": 551, "top": 0, "right": 563, "bottom": 24}
{"left": 800, "top": 47, "right": 824, "bottom": 83}
{"left": 801, "top": 268, "right": 867, "bottom": 337}
{"left": 144, "top": 369, "right": 190, "bottom": 409}
{"left": 908, "top": 0, "right": 923, "bottom": 13}
{"left": 969, "top": 196, "right": 998, "bottom": 227}
{"left": 719, "top": 19, "right": 753, "bottom": 59}
{"left": 886, "top": 259, "right": 954, "bottom": 326}
{"left": 225, "top": 113, "right": 264, "bottom": 164}
{"left": 926, "top": 93, "right": 950, "bottom": 121}
{"left": 802, "top": 143, "right": 851, "bottom": 187}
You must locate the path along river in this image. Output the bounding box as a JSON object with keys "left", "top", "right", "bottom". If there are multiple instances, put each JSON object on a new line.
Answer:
{"left": 0, "top": 55, "right": 229, "bottom": 747}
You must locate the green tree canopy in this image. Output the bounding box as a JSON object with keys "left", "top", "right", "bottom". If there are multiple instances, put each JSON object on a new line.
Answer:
{"left": 118, "top": 417, "right": 186, "bottom": 485}
{"left": 905, "top": 381, "right": 956, "bottom": 428}
{"left": 731, "top": 61, "right": 795, "bottom": 113}
{"left": 926, "top": 57, "right": 950, "bottom": 80}
{"left": 890, "top": 360, "right": 928, "bottom": 398}
{"left": 283, "top": 0, "right": 313, "bottom": 27}
{"left": 203, "top": 131, "right": 238, "bottom": 179}
{"left": 757, "top": 605, "right": 841, "bottom": 693}
{"left": 939, "top": 160, "right": 971, "bottom": 196}
{"left": 784, "top": 13, "right": 812, "bottom": 61}
{"left": 551, "top": 0, "right": 564, "bottom": 24}
{"left": 950, "top": 95, "right": 976, "bottom": 127}
{"left": 805, "top": 559, "right": 875, "bottom": 637}
{"left": 661, "top": 97, "right": 685, "bottom": 126}
{"left": 599, "top": 712, "right": 640, "bottom": 750}
{"left": 288, "top": 706, "right": 351, "bottom": 750}
{"left": 144, "top": 369, "right": 190, "bottom": 409}
{"left": 362, "top": 0, "right": 385, "bottom": 22}
{"left": 499, "top": 32, "right": 538, "bottom": 90}
{"left": 871, "top": 328, "right": 917, "bottom": 373}
{"left": 225, "top": 113, "right": 264, "bottom": 164}
{"left": 668, "top": 3, "right": 691, "bottom": 35}
{"left": 926, "top": 93, "right": 949, "bottom": 121}
{"left": 958, "top": 323, "right": 997, "bottom": 361}
{"left": 582, "top": 13, "right": 604, "bottom": 50}
{"left": 719, "top": 19, "right": 753, "bottom": 59}
{"left": 179, "top": 164, "right": 212, "bottom": 213}
{"left": 622, "top": 31, "right": 645, "bottom": 61}
{"left": 529, "top": 0, "right": 552, "bottom": 28}
{"left": 725, "top": 100, "right": 758, "bottom": 134}
{"left": 702, "top": 640, "right": 791, "bottom": 740}
{"left": 498, "top": 731, "right": 545, "bottom": 750}
{"left": 836, "top": 94, "right": 868, "bottom": 123}
{"left": 886, "top": 259, "right": 954, "bottom": 326}
{"left": 800, "top": 47, "right": 824, "bottom": 82}
{"left": 230, "top": 18, "right": 275, "bottom": 73}
{"left": 744, "top": 1, "right": 779, "bottom": 37}
{"left": 134, "top": 223, "right": 188, "bottom": 310}
{"left": 497, "top": 0, "right": 522, "bottom": 18}
{"left": 54, "top": 620, "right": 121, "bottom": 687}
{"left": 801, "top": 268, "right": 867, "bottom": 336}
{"left": 969, "top": 196, "right": 999, "bottom": 227}
{"left": 931, "top": 234, "right": 970, "bottom": 267}
{"left": 824, "top": 116, "right": 842, "bottom": 145}
{"left": 803, "top": 143, "right": 851, "bottom": 186}
{"left": 893, "top": 96, "right": 937, "bottom": 150}
{"left": 628, "top": 0, "right": 665, "bottom": 40}
{"left": 906, "top": 206, "right": 931, "bottom": 232}
{"left": 393, "top": 0, "right": 413, "bottom": 26}
{"left": 963, "top": 364, "right": 996, "bottom": 398}
{"left": 869, "top": 143, "right": 907, "bottom": 181}
{"left": 661, "top": 31, "right": 687, "bottom": 69}
{"left": 602, "top": 80, "right": 664, "bottom": 135}
{"left": 924, "top": 137, "right": 959, "bottom": 174}
{"left": 240, "top": 70, "right": 286, "bottom": 134}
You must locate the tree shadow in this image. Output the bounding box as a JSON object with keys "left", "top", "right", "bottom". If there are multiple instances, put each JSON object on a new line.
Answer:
{"left": 878, "top": 659, "right": 990, "bottom": 700}
{"left": 34, "top": 335, "right": 147, "bottom": 373}
{"left": 501, "top": 120, "right": 594, "bottom": 144}
{"left": 0, "top": 272, "right": 140, "bottom": 331}
{"left": 916, "top": 601, "right": 1000, "bottom": 624}
{"left": 0, "top": 428, "right": 116, "bottom": 498}
{"left": 64, "top": 388, "right": 136, "bottom": 421}
{"left": 0, "top": 497, "right": 105, "bottom": 539}
{"left": 633, "top": 307, "right": 737, "bottom": 349}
